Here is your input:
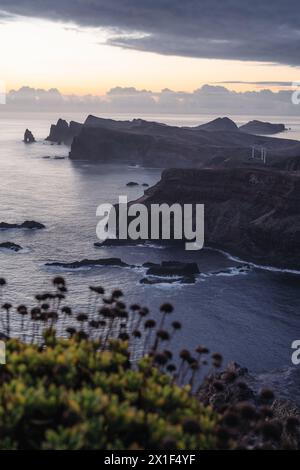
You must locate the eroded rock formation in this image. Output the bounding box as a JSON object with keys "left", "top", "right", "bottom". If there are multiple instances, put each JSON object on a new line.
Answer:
{"left": 46, "top": 119, "right": 82, "bottom": 145}
{"left": 24, "top": 129, "right": 35, "bottom": 143}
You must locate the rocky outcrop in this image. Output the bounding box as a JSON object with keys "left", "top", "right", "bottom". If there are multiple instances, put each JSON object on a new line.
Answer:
{"left": 46, "top": 119, "right": 82, "bottom": 145}
{"left": 144, "top": 261, "right": 199, "bottom": 276}
{"left": 67, "top": 115, "right": 300, "bottom": 168}
{"left": 140, "top": 261, "right": 200, "bottom": 284}
{"left": 240, "top": 120, "right": 286, "bottom": 135}
{"left": 24, "top": 129, "right": 35, "bottom": 143}
{"left": 127, "top": 168, "right": 300, "bottom": 269}
{"left": 0, "top": 242, "right": 23, "bottom": 252}
{"left": 0, "top": 221, "right": 45, "bottom": 230}
{"left": 195, "top": 117, "right": 239, "bottom": 132}
{"left": 45, "top": 257, "right": 133, "bottom": 269}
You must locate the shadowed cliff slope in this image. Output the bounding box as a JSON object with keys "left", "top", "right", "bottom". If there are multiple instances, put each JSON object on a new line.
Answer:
{"left": 46, "top": 115, "right": 300, "bottom": 168}
{"left": 132, "top": 168, "right": 300, "bottom": 269}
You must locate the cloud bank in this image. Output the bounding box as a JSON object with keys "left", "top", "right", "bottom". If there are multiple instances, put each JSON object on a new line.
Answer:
{"left": 3, "top": 84, "right": 300, "bottom": 116}
{"left": 0, "top": 0, "right": 300, "bottom": 66}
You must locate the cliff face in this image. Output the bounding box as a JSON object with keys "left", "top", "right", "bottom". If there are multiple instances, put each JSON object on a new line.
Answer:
{"left": 46, "top": 119, "right": 82, "bottom": 145}
{"left": 69, "top": 126, "right": 206, "bottom": 167}
{"left": 134, "top": 168, "right": 300, "bottom": 269}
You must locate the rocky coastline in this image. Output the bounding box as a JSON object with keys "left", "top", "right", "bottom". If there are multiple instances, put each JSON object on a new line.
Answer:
{"left": 121, "top": 167, "right": 300, "bottom": 270}
{"left": 46, "top": 115, "right": 300, "bottom": 169}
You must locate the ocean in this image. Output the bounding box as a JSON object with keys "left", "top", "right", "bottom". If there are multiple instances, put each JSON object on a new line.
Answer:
{"left": 0, "top": 111, "right": 299, "bottom": 401}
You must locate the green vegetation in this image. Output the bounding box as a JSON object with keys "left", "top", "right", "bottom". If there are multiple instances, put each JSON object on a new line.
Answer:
{"left": 0, "top": 336, "right": 217, "bottom": 450}
{"left": 0, "top": 277, "right": 299, "bottom": 450}
{"left": 0, "top": 277, "right": 220, "bottom": 450}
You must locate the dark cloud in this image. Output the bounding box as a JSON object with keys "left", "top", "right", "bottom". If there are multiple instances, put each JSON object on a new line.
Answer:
{"left": 4, "top": 84, "right": 299, "bottom": 115}
{"left": 0, "top": 1, "right": 300, "bottom": 65}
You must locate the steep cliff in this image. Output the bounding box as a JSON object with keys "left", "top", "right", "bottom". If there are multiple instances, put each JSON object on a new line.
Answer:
{"left": 46, "top": 119, "right": 82, "bottom": 145}
{"left": 132, "top": 168, "right": 300, "bottom": 269}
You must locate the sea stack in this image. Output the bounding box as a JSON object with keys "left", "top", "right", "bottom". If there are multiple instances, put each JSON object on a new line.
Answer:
{"left": 46, "top": 119, "right": 82, "bottom": 145}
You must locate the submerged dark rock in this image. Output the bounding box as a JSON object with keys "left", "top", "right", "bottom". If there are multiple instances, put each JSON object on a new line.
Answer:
{"left": 126, "top": 181, "right": 139, "bottom": 187}
{"left": 21, "top": 221, "right": 45, "bottom": 229}
{"left": 24, "top": 129, "right": 35, "bottom": 143}
{"left": 0, "top": 242, "right": 23, "bottom": 252}
{"left": 45, "top": 257, "right": 133, "bottom": 269}
{"left": 0, "top": 220, "right": 45, "bottom": 230}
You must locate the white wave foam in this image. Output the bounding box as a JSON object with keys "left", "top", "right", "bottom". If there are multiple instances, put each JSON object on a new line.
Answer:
{"left": 143, "top": 242, "right": 166, "bottom": 250}
{"left": 44, "top": 265, "right": 92, "bottom": 272}
{"left": 215, "top": 267, "right": 250, "bottom": 277}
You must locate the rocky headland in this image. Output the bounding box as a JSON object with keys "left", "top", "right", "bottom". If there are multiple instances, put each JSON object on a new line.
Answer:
{"left": 239, "top": 120, "right": 287, "bottom": 135}
{"left": 46, "top": 115, "right": 299, "bottom": 169}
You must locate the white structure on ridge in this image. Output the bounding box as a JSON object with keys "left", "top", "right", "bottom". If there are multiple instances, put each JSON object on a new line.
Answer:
{"left": 251, "top": 146, "right": 267, "bottom": 164}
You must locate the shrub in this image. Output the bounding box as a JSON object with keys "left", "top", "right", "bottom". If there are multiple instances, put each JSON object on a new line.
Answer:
{"left": 0, "top": 336, "right": 218, "bottom": 450}
{"left": 1, "top": 278, "right": 297, "bottom": 450}
{"left": 0, "top": 277, "right": 219, "bottom": 450}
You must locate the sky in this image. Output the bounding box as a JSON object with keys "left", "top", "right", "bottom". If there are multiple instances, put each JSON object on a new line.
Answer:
{"left": 0, "top": 1, "right": 300, "bottom": 96}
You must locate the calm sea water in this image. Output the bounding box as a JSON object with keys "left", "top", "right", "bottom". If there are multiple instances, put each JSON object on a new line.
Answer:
{"left": 0, "top": 112, "right": 299, "bottom": 399}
